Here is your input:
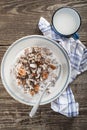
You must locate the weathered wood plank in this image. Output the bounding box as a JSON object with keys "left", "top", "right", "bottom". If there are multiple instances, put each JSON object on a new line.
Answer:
{"left": 0, "top": 45, "right": 87, "bottom": 130}
{"left": 0, "top": 0, "right": 87, "bottom": 46}
{"left": 0, "top": 0, "right": 87, "bottom": 130}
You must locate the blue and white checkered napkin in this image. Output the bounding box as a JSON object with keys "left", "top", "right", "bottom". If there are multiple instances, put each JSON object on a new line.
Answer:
{"left": 38, "top": 17, "right": 87, "bottom": 117}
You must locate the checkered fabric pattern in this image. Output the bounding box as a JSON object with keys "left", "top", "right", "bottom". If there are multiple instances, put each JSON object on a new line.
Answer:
{"left": 38, "top": 17, "right": 87, "bottom": 117}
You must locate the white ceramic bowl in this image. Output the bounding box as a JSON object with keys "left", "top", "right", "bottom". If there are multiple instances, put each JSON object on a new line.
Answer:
{"left": 1, "top": 35, "right": 71, "bottom": 106}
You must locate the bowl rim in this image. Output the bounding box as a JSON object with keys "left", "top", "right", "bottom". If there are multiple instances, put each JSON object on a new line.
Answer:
{"left": 1, "top": 35, "right": 71, "bottom": 106}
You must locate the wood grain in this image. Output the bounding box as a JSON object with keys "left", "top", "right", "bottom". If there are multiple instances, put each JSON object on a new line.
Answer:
{"left": 0, "top": 0, "right": 87, "bottom": 130}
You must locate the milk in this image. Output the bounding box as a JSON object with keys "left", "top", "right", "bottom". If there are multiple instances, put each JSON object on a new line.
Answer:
{"left": 53, "top": 8, "right": 80, "bottom": 35}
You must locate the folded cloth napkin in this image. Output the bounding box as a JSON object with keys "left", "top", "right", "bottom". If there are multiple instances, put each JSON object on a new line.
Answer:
{"left": 38, "top": 17, "right": 87, "bottom": 117}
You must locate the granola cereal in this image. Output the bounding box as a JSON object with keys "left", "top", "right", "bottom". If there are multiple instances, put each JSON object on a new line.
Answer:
{"left": 12, "top": 47, "right": 58, "bottom": 96}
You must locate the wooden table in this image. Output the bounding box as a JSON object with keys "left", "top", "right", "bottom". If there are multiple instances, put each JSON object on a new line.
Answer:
{"left": 0, "top": 0, "right": 87, "bottom": 130}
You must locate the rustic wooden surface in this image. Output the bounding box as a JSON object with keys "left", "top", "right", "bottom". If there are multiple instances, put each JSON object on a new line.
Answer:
{"left": 0, "top": 0, "right": 87, "bottom": 130}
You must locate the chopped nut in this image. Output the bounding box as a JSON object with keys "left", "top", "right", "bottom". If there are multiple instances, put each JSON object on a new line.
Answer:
{"left": 42, "top": 64, "right": 47, "bottom": 70}
{"left": 26, "top": 80, "right": 30, "bottom": 86}
{"left": 37, "top": 68, "right": 41, "bottom": 74}
{"left": 25, "top": 48, "right": 29, "bottom": 55}
{"left": 31, "top": 69, "right": 36, "bottom": 73}
{"left": 22, "top": 80, "right": 26, "bottom": 85}
{"left": 36, "top": 74, "right": 40, "bottom": 79}
{"left": 40, "top": 77, "right": 43, "bottom": 81}
{"left": 30, "top": 63, "right": 37, "bottom": 68}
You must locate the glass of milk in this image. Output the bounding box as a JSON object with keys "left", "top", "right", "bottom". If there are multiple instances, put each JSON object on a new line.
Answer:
{"left": 52, "top": 7, "right": 81, "bottom": 39}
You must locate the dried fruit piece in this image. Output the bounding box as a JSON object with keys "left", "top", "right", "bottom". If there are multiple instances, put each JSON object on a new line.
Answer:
{"left": 34, "top": 84, "right": 39, "bottom": 92}
{"left": 30, "top": 90, "right": 35, "bottom": 96}
{"left": 49, "top": 64, "right": 56, "bottom": 70}
{"left": 42, "top": 72, "right": 49, "bottom": 80}
{"left": 18, "top": 68, "right": 26, "bottom": 76}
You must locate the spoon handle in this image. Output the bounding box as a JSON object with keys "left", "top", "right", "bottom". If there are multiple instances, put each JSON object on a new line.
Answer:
{"left": 29, "top": 82, "right": 51, "bottom": 118}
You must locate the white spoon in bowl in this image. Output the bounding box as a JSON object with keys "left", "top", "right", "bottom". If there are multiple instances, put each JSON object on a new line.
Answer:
{"left": 29, "top": 65, "right": 61, "bottom": 118}
{"left": 29, "top": 81, "right": 52, "bottom": 118}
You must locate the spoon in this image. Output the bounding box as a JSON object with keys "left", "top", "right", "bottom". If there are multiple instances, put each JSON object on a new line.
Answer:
{"left": 29, "top": 65, "right": 61, "bottom": 118}
{"left": 29, "top": 81, "right": 52, "bottom": 118}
